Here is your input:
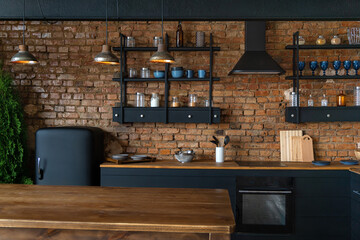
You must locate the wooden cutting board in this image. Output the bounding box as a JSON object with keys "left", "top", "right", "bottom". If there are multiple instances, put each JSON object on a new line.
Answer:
{"left": 280, "top": 130, "right": 303, "bottom": 162}
{"left": 291, "top": 135, "right": 314, "bottom": 162}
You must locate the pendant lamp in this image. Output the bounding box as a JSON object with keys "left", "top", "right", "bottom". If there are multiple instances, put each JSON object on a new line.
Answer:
{"left": 149, "top": 0, "right": 175, "bottom": 63}
{"left": 94, "top": 0, "right": 119, "bottom": 65}
{"left": 11, "top": 0, "right": 38, "bottom": 64}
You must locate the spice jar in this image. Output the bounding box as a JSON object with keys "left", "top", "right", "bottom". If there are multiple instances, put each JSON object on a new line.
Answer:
{"left": 153, "top": 36, "right": 163, "bottom": 47}
{"left": 171, "top": 96, "right": 180, "bottom": 107}
{"left": 126, "top": 36, "right": 135, "bottom": 47}
{"left": 296, "top": 36, "right": 305, "bottom": 45}
{"left": 331, "top": 35, "right": 341, "bottom": 45}
{"left": 150, "top": 93, "right": 160, "bottom": 107}
{"left": 316, "top": 35, "right": 326, "bottom": 45}
{"left": 140, "top": 67, "right": 150, "bottom": 78}
{"left": 336, "top": 91, "right": 346, "bottom": 107}
{"left": 188, "top": 94, "right": 197, "bottom": 107}
{"left": 136, "top": 92, "right": 145, "bottom": 107}
{"left": 321, "top": 94, "right": 328, "bottom": 106}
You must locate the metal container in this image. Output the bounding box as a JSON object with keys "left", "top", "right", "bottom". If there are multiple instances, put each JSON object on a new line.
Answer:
{"left": 126, "top": 36, "right": 135, "bottom": 47}
{"left": 175, "top": 150, "right": 195, "bottom": 163}
{"left": 153, "top": 36, "right": 163, "bottom": 47}
{"left": 140, "top": 67, "right": 150, "bottom": 78}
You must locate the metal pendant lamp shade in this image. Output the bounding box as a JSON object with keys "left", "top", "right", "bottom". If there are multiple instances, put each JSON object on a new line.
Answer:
{"left": 94, "top": 0, "right": 119, "bottom": 65}
{"left": 94, "top": 45, "right": 119, "bottom": 65}
{"left": 149, "top": 0, "right": 175, "bottom": 63}
{"left": 149, "top": 43, "right": 175, "bottom": 63}
{"left": 11, "top": 44, "right": 38, "bottom": 64}
{"left": 11, "top": 0, "right": 38, "bottom": 64}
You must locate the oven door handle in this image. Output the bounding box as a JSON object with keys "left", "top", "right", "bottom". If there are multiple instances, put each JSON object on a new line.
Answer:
{"left": 238, "top": 190, "right": 292, "bottom": 194}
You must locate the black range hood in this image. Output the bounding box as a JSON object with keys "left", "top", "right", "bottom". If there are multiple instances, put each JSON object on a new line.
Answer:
{"left": 229, "top": 21, "right": 285, "bottom": 75}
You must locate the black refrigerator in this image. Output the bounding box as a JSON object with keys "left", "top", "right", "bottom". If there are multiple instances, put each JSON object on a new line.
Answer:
{"left": 35, "top": 127, "right": 104, "bottom": 186}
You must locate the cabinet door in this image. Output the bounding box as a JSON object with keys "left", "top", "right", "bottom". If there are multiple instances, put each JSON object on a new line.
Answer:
{"left": 168, "top": 107, "right": 220, "bottom": 123}
{"left": 352, "top": 173, "right": 360, "bottom": 240}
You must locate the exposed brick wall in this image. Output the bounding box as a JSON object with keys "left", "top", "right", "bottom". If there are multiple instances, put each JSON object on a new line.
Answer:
{"left": 1, "top": 20, "right": 360, "bottom": 162}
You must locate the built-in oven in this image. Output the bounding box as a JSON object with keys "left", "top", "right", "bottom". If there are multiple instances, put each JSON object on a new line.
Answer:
{"left": 236, "top": 176, "right": 294, "bottom": 234}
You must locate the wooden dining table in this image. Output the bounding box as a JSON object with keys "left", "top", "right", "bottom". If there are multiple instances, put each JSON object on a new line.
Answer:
{"left": 0, "top": 184, "right": 235, "bottom": 240}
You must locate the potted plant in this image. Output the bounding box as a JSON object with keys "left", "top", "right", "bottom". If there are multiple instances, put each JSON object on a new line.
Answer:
{"left": 0, "top": 64, "right": 32, "bottom": 184}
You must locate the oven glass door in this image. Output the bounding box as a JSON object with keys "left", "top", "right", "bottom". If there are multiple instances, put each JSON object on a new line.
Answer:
{"left": 237, "top": 190, "right": 293, "bottom": 233}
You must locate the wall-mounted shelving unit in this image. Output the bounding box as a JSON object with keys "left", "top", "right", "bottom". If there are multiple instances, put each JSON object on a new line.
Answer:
{"left": 285, "top": 31, "right": 360, "bottom": 123}
{"left": 112, "top": 33, "right": 221, "bottom": 124}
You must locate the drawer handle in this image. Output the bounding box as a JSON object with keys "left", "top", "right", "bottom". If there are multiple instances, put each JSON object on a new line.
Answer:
{"left": 37, "top": 157, "right": 43, "bottom": 180}
{"left": 354, "top": 190, "right": 360, "bottom": 196}
{"left": 114, "top": 113, "right": 119, "bottom": 117}
{"left": 214, "top": 114, "right": 218, "bottom": 118}
{"left": 140, "top": 114, "right": 144, "bottom": 118}
{"left": 326, "top": 113, "right": 331, "bottom": 118}
{"left": 188, "top": 115, "right": 192, "bottom": 119}
{"left": 291, "top": 114, "right": 295, "bottom": 118}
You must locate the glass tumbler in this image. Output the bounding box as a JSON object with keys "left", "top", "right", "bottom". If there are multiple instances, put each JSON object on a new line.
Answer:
{"left": 188, "top": 94, "right": 197, "bottom": 107}
{"left": 126, "top": 36, "right": 135, "bottom": 47}
{"left": 129, "top": 68, "right": 137, "bottom": 78}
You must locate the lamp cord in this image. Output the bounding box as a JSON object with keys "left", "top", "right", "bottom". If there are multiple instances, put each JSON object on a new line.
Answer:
{"left": 106, "top": 0, "right": 108, "bottom": 45}
{"left": 161, "top": 0, "right": 164, "bottom": 39}
{"left": 22, "top": 0, "right": 25, "bottom": 45}
{"left": 37, "top": 0, "right": 57, "bottom": 24}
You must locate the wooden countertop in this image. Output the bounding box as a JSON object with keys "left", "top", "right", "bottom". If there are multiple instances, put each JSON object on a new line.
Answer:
{"left": 101, "top": 158, "right": 360, "bottom": 171}
{"left": 0, "top": 184, "right": 235, "bottom": 234}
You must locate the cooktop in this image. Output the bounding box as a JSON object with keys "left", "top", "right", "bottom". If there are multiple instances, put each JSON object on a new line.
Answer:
{"left": 235, "top": 161, "right": 287, "bottom": 167}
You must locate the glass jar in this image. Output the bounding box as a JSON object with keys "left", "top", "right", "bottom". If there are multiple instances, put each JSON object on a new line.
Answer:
{"left": 336, "top": 91, "right": 346, "bottom": 107}
{"left": 355, "top": 86, "right": 360, "bottom": 106}
{"left": 150, "top": 93, "right": 160, "bottom": 107}
{"left": 307, "top": 94, "right": 314, "bottom": 107}
{"left": 136, "top": 92, "right": 145, "bottom": 107}
{"left": 140, "top": 67, "right": 150, "bottom": 78}
{"left": 171, "top": 96, "right": 180, "bottom": 107}
{"left": 296, "top": 36, "right": 305, "bottom": 45}
{"left": 290, "top": 92, "right": 298, "bottom": 107}
{"left": 153, "top": 36, "right": 163, "bottom": 47}
{"left": 126, "top": 36, "right": 135, "bottom": 47}
{"left": 331, "top": 35, "right": 341, "bottom": 45}
{"left": 188, "top": 94, "right": 197, "bottom": 107}
{"left": 316, "top": 35, "right": 326, "bottom": 45}
{"left": 129, "top": 68, "right": 137, "bottom": 78}
{"left": 321, "top": 94, "right": 328, "bottom": 106}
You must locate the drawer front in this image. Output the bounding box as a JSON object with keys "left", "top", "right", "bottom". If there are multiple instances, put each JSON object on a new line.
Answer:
{"left": 168, "top": 108, "right": 220, "bottom": 123}
{"left": 124, "top": 108, "right": 165, "bottom": 122}
{"left": 113, "top": 107, "right": 122, "bottom": 122}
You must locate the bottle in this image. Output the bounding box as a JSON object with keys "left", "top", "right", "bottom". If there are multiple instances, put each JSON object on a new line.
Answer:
{"left": 336, "top": 91, "right": 346, "bottom": 107}
{"left": 150, "top": 93, "right": 160, "bottom": 107}
{"left": 321, "top": 94, "right": 328, "bottom": 106}
{"left": 316, "top": 35, "right": 326, "bottom": 45}
{"left": 290, "top": 92, "right": 298, "bottom": 107}
{"left": 331, "top": 35, "right": 341, "bottom": 45}
{"left": 307, "top": 94, "right": 314, "bottom": 107}
{"left": 136, "top": 92, "right": 145, "bottom": 107}
{"left": 176, "top": 21, "right": 183, "bottom": 47}
{"left": 355, "top": 86, "right": 360, "bottom": 106}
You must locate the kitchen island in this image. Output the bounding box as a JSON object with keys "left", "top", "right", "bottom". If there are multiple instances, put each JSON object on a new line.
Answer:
{"left": 0, "top": 184, "right": 235, "bottom": 240}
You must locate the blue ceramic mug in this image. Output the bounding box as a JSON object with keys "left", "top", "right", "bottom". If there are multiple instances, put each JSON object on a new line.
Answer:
{"left": 185, "top": 70, "right": 194, "bottom": 78}
{"left": 198, "top": 70, "right": 206, "bottom": 78}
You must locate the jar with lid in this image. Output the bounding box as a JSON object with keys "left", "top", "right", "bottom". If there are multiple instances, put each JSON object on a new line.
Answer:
{"left": 126, "top": 36, "right": 135, "bottom": 47}
{"left": 336, "top": 91, "right": 346, "bottom": 107}
{"left": 296, "top": 36, "right": 305, "bottom": 45}
{"left": 150, "top": 93, "right": 160, "bottom": 107}
{"left": 153, "top": 36, "right": 163, "bottom": 47}
{"left": 128, "top": 68, "right": 137, "bottom": 78}
{"left": 171, "top": 96, "right": 180, "bottom": 107}
{"left": 316, "top": 35, "right": 326, "bottom": 45}
{"left": 321, "top": 94, "right": 328, "bottom": 106}
{"left": 140, "top": 67, "right": 150, "bottom": 78}
{"left": 290, "top": 92, "right": 298, "bottom": 107}
{"left": 331, "top": 35, "right": 341, "bottom": 45}
{"left": 136, "top": 92, "right": 145, "bottom": 107}
{"left": 188, "top": 94, "right": 197, "bottom": 107}
{"left": 307, "top": 94, "right": 314, "bottom": 107}
{"left": 355, "top": 86, "right": 360, "bottom": 106}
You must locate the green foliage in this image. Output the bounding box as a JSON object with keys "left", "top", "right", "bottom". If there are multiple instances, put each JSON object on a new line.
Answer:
{"left": 0, "top": 65, "right": 32, "bottom": 184}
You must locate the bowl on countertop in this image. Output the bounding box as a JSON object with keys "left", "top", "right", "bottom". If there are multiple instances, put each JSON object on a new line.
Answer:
{"left": 175, "top": 149, "right": 195, "bottom": 163}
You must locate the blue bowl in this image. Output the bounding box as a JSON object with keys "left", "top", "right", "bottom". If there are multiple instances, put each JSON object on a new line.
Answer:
{"left": 171, "top": 70, "right": 184, "bottom": 78}
{"left": 153, "top": 70, "right": 165, "bottom": 78}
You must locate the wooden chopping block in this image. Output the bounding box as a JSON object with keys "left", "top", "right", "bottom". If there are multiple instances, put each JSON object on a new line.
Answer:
{"left": 291, "top": 135, "right": 314, "bottom": 162}
{"left": 280, "top": 130, "right": 303, "bottom": 162}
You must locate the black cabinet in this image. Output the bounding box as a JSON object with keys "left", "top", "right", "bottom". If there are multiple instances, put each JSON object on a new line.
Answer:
{"left": 101, "top": 168, "right": 351, "bottom": 240}
{"left": 351, "top": 172, "right": 360, "bottom": 240}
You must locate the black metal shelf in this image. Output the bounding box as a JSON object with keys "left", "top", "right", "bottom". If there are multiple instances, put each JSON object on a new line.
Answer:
{"left": 113, "top": 77, "right": 220, "bottom": 82}
{"left": 113, "top": 46, "right": 221, "bottom": 52}
{"left": 285, "top": 44, "right": 360, "bottom": 50}
{"left": 285, "top": 75, "right": 360, "bottom": 80}
{"left": 286, "top": 106, "right": 360, "bottom": 123}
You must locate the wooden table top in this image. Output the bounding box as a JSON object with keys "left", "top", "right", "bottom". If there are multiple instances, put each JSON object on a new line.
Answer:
{"left": 0, "top": 184, "right": 235, "bottom": 234}
{"left": 101, "top": 159, "right": 360, "bottom": 171}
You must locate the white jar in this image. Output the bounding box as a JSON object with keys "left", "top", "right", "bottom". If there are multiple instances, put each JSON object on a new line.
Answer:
{"left": 150, "top": 93, "right": 159, "bottom": 107}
